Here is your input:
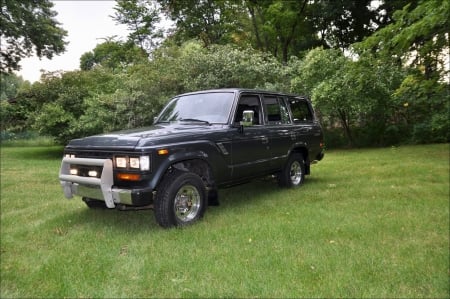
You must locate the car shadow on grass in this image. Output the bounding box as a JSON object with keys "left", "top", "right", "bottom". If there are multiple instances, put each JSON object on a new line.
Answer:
{"left": 56, "top": 204, "right": 160, "bottom": 233}
{"left": 53, "top": 175, "right": 328, "bottom": 232}
{"left": 216, "top": 175, "right": 327, "bottom": 208}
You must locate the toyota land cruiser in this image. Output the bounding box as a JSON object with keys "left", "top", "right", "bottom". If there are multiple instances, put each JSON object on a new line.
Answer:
{"left": 59, "top": 89, "right": 324, "bottom": 228}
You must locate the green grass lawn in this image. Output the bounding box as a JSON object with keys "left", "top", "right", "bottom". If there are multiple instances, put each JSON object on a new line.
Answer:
{"left": 1, "top": 144, "right": 449, "bottom": 298}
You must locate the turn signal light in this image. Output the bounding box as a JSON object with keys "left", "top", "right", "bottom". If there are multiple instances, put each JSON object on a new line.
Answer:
{"left": 117, "top": 173, "right": 141, "bottom": 181}
{"left": 157, "top": 149, "right": 169, "bottom": 155}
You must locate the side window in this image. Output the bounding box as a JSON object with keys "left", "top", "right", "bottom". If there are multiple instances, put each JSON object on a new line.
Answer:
{"left": 234, "top": 94, "right": 262, "bottom": 125}
{"left": 263, "top": 96, "right": 291, "bottom": 124}
{"left": 289, "top": 98, "right": 314, "bottom": 123}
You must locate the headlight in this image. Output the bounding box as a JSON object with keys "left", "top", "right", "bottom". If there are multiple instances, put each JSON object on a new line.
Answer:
{"left": 129, "top": 157, "right": 140, "bottom": 169}
{"left": 140, "top": 156, "right": 150, "bottom": 171}
{"left": 114, "top": 155, "right": 150, "bottom": 171}
{"left": 116, "top": 157, "right": 127, "bottom": 168}
{"left": 65, "top": 154, "right": 76, "bottom": 158}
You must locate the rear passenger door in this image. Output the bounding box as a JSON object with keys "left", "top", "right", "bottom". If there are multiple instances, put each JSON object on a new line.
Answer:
{"left": 262, "top": 95, "right": 293, "bottom": 169}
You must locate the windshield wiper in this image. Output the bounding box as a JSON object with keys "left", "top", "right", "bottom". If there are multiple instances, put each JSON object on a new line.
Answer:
{"left": 179, "top": 118, "right": 211, "bottom": 125}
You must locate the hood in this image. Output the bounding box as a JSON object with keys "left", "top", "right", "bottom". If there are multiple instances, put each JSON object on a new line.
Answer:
{"left": 66, "top": 123, "right": 221, "bottom": 150}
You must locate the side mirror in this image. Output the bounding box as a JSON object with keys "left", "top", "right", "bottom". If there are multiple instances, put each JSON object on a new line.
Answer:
{"left": 240, "top": 110, "right": 254, "bottom": 127}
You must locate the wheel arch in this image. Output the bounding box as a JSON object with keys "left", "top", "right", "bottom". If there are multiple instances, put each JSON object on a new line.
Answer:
{"left": 289, "top": 146, "right": 310, "bottom": 175}
{"left": 171, "top": 158, "right": 216, "bottom": 190}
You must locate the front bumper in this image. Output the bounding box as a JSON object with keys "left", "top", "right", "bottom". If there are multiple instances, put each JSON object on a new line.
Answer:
{"left": 59, "top": 157, "right": 153, "bottom": 208}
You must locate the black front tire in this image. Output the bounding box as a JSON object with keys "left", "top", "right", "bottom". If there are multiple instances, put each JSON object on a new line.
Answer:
{"left": 278, "top": 153, "right": 305, "bottom": 188}
{"left": 154, "top": 170, "right": 207, "bottom": 228}
{"left": 82, "top": 197, "right": 108, "bottom": 209}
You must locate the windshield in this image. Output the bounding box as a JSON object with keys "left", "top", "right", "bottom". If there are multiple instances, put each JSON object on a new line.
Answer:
{"left": 157, "top": 92, "right": 234, "bottom": 124}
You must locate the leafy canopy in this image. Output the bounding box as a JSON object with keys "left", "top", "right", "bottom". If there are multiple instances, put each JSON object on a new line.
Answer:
{"left": 0, "top": 0, "right": 68, "bottom": 73}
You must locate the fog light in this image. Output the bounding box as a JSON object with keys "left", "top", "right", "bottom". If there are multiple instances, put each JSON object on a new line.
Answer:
{"left": 88, "top": 170, "right": 98, "bottom": 177}
{"left": 70, "top": 168, "right": 78, "bottom": 175}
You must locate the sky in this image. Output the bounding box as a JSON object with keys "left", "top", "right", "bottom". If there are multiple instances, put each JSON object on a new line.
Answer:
{"left": 15, "top": 1, "right": 131, "bottom": 83}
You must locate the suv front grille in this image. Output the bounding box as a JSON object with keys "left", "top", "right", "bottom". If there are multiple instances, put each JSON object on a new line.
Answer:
{"left": 65, "top": 150, "right": 113, "bottom": 160}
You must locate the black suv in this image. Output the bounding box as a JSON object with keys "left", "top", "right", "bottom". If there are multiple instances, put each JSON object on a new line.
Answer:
{"left": 59, "top": 89, "right": 324, "bottom": 227}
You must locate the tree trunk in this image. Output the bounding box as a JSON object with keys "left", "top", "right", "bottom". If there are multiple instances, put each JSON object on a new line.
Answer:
{"left": 338, "top": 109, "right": 354, "bottom": 147}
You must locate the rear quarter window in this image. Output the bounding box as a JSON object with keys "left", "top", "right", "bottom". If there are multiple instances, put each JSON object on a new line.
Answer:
{"left": 289, "top": 98, "right": 314, "bottom": 123}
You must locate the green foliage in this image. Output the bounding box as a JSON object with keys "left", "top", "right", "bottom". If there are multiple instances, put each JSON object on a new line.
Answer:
{"left": 393, "top": 72, "right": 449, "bottom": 144}
{"left": 79, "top": 40, "right": 148, "bottom": 71}
{"left": 0, "top": 0, "right": 67, "bottom": 73}
{"left": 308, "top": 0, "right": 377, "bottom": 50}
{"left": 16, "top": 69, "right": 120, "bottom": 144}
{"left": 355, "top": 0, "right": 449, "bottom": 80}
{"left": 175, "top": 42, "right": 285, "bottom": 91}
{"left": 112, "top": 0, "right": 164, "bottom": 52}
{"left": 10, "top": 41, "right": 289, "bottom": 144}
{"left": 290, "top": 48, "right": 406, "bottom": 147}
{"left": 33, "top": 103, "right": 75, "bottom": 142}
{"left": 290, "top": 48, "right": 346, "bottom": 95}
{"left": 158, "top": 0, "right": 246, "bottom": 47}
{"left": 253, "top": 0, "right": 310, "bottom": 63}
{"left": 0, "top": 73, "right": 32, "bottom": 134}
{"left": 3, "top": 0, "right": 449, "bottom": 148}
{"left": 158, "top": 0, "right": 391, "bottom": 63}
{"left": 0, "top": 73, "right": 30, "bottom": 100}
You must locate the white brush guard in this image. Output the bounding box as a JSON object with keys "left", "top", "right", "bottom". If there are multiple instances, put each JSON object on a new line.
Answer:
{"left": 59, "top": 157, "right": 116, "bottom": 208}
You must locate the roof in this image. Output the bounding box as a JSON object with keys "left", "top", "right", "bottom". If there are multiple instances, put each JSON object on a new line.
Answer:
{"left": 177, "top": 88, "right": 303, "bottom": 98}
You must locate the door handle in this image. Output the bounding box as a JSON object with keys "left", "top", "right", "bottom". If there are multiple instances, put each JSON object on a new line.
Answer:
{"left": 261, "top": 136, "right": 269, "bottom": 144}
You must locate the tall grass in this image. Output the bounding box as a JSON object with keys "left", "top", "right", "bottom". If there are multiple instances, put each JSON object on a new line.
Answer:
{"left": 1, "top": 144, "right": 448, "bottom": 298}
{"left": 0, "top": 135, "right": 56, "bottom": 147}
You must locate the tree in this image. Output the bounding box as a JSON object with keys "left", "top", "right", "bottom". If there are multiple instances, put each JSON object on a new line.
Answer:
{"left": 0, "top": 73, "right": 29, "bottom": 101}
{"left": 248, "top": 0, "right": 312, "bottom": 64}
{"left": 308, "top": 0, "right": 378, "bottom": 51}
{"left": 112, "top": 0, "right": 164, "bottom": 53}
{"left": 372, "top": 0, "right": 419, "bottom": 27}
{"left": 158, "top": 0, "right": 247, "bottom": 47}
{"left": 171, "top": 41, "right": 284, "bottom": 91}
{"left": 290, "top": 48, "right": 405, "bottom": 147}
{"left": 355, "top": 0, "right": 449, "bottom": 80}
{"left": 355, "top": 0, "right": 450, "bottom": 143}
{"left": 0, "top": 0, "right": 67, "bottom": 73}
{"left": 0, "top": 73, "right": 31, "bottom": 133}
{"left": 79, "top": 39, "right": 148, "bottom": 71}
{"left": 16, "top": 69, "right": 119, "bottom": 143}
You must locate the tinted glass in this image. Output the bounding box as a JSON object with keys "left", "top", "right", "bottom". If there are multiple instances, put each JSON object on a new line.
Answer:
{"left": 234, "top": 95, "right": 262, "bottom": 125}
{"left": 264, "top": 96, "right": 291, "bottom": 124}
{"left": 289, "top": 98, "right": 313, "bottom": 122}
{"left": 158, "top": 92, "right": 234, "bottom": 124}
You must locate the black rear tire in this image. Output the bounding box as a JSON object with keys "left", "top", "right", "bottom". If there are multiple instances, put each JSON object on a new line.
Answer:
{"left": 154, "top": 170, "right": 207, "bottom": 228}
{"left": 278, "top": 153, "right": 305, "bottom": 188}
